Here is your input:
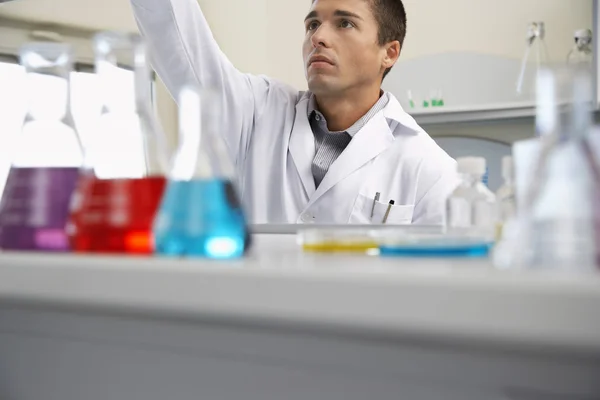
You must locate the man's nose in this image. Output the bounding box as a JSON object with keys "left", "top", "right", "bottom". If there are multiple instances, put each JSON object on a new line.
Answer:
{"left": 311, "top": 24, "right": 331, "bottom": 48}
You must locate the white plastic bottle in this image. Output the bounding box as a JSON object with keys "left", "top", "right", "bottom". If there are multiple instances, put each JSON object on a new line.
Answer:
{"left": 495, "top": 156, "right": 517, "bottom": 238}
{"left": 446, "top": 157, "right": 497, "bottom": 240}
{"left": 567, "top": 29, "right": 593, "bottom": 67}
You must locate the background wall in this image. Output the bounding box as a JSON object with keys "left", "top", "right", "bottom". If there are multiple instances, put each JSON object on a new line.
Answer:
{"left": 0, "top": 0, "right": 594, "bottom": 146}
{"left": 402, "top": 0, "right": 592, "bottom": 62}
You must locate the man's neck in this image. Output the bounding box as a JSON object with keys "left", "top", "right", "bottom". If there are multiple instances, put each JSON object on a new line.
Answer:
{"left": 314, "top": 87, "right": 382, "bottom": 132}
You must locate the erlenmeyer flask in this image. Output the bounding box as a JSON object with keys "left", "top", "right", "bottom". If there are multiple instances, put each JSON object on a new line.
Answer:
{"left": 495, "top": 66, "right": 598, "bottom": 271}
{"left": 0, "top": 43, "right": 83, "bottom": 251}
{"left": 67, "top": 32, "right": 169, "bottom": 254}
{"left": 153, "top": 86, "right": 250, "bottom": 259}
{"left": 516, "top": 22, "right": 550, "bottom": 96}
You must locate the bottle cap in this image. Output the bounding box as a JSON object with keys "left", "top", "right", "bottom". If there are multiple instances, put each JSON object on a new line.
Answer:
{"left": 456, "top": 157, "right": 486, "bottom": 175}
{"left": 574, "top": 29, "right": 592, "bottom": 43}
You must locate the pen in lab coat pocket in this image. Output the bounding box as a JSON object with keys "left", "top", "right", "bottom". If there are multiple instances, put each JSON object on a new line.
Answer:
{"left": 370, "top": 192, "right": 381, "bottom": 219}
{"left": 382, "top": 200, "right": 395, "bottom": 224}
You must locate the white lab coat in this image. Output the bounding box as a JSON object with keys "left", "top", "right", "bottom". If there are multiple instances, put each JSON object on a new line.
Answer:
{"left": 130, "top": 0, "right": 459, "bottom": 225}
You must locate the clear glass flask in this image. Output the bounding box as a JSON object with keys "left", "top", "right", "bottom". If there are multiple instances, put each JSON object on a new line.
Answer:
{"left": 495, "top": 66, "right": 598, "bottom": 271}
{"left": 446, "top": 157, "right": 497, "bottom": 241}
{"left": 0, "top": 43, "right": 83, "bottom": 251}
{"left": 516, "top": 22, "right": 550, "bottom": 95}
{"left": 67, "top": 32, "right": 169, "bottom": 254}
{"left": 153, "top": 86, "right": 250, "bottom": 259}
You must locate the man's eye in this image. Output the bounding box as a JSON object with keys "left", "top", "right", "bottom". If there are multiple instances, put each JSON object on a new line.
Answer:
{"left": 307, "top": 21, "right": 320, "bottom": 31}
{"left": 339, "top": 20, "right": 354, "bottom": 28}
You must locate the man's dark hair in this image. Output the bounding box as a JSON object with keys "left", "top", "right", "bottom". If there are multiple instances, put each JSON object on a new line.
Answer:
{"left": 370, "top": 0, "right": 407, "bottom": 80}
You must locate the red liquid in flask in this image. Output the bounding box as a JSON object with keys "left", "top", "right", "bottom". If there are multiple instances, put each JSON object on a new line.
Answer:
{"left": 68, "top": 175, "right": 166, "bottom": 254}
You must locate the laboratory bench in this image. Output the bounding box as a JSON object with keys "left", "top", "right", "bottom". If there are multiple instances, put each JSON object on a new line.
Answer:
{"left": 0, "top": 234, "right": 599, "bottom": 400}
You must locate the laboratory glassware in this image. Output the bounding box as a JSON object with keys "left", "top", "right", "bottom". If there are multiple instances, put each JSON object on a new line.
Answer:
{"left": 495, "top": 66, "right": 598, "bottom": 271}
{"left": 0, "top": 43, "right": 83, "bottom": 251}
{"left": 153, "top": 85, "right": 251, "bottom": 259}
{"left": 446, "top": 157, "right": 497, "bottom": 241}
{"left": 67, "top": 32, "right": 170, "bottom": 254}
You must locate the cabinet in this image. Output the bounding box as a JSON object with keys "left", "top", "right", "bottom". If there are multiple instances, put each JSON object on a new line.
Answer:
{"left": 383, "top": 0, "right": 595, "bottom": 124}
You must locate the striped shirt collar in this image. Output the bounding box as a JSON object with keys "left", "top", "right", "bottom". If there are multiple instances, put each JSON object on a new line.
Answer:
{"left": 307, "top": 91, "right": 390, "bottom": 137}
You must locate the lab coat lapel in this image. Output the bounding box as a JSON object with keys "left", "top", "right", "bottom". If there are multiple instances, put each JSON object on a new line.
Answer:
{"left": 308, "top": 113, "right": 395, "bottom": 206}
{"left": 289, "top": 96, "right": 317, "bottom": 198}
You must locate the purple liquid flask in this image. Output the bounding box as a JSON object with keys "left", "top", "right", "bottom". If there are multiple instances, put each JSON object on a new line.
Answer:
{"left": 0, "top": 43, "right": 84, "bottom": 251}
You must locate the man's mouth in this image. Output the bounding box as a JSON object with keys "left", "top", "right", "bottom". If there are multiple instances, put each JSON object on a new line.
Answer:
{"left": 309, "top": 55, "right": 335, "bottom": 67}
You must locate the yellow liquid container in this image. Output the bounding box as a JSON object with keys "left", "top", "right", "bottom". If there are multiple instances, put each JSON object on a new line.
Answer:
{"left": 297, "top": 226, "right": 451, "bottom": 255}
{"left": 298, "top": 229, "right": 379, "bottom": 254}
{"left": 302, "top": 241, "right": 379, "bottom": 253}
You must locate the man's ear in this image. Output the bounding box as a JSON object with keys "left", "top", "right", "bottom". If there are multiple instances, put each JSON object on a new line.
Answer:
{"left": 382, "top": 40, "right": 401, "bottom": 69}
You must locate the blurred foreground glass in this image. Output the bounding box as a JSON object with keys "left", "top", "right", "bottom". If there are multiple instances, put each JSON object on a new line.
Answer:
{"left": 67, "top": 32, "right": 169, "bottom": 254}
{"left": 0, "top": 43, "right": 82, "bottom": 251}
{"left": 153, "top": 86, "right": 250, "bottom": 259}
{"left": 495, "top": 66, "right": 599, "bottom": 271}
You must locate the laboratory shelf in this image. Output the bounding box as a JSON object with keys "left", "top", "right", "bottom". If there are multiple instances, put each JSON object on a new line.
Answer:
{"left": 1, "top": 234, "right": 599, "bottom": 400}
{"left": 410, "top": 101, "right": 538, "bottom": 125}
{"left": 410, "top": 100, "right": 600, "bottom": 126}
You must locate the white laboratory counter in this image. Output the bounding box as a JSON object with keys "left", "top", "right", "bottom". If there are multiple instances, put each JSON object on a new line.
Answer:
{"left": 0, "top": 234, "right": 599, "bottom": 400}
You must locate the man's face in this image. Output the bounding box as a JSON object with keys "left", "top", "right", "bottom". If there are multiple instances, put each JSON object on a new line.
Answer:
{"left": 303, "top": 0, "right": 386, "bottom": 96}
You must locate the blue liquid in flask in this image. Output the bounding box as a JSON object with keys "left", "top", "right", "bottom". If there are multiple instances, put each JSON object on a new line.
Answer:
{"left": 153, "top": 178, "right": 250, "bottom": 259}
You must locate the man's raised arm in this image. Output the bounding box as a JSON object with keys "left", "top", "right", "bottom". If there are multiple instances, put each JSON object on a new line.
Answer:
{"left": 130, "top": 0, "right": 271, "bottom": 163}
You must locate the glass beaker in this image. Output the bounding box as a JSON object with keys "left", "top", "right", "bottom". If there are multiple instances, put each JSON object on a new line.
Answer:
{"left": 0, "top": 43, "right": 83, "bottom": 251}
{"left": 67, "top": 32, "right": 170, "bottom": 254}
{"left": 153, "top": 86, "right": 250, "bottom": 259}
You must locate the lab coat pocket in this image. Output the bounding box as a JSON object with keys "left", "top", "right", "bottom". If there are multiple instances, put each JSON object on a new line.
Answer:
{"left": 350, "top": 194, "right": 414, "bottom": 225}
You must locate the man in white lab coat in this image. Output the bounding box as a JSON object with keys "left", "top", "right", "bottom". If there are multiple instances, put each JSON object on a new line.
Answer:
{"left": 130, "top": 0, "right": 459, "bottom": 225}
